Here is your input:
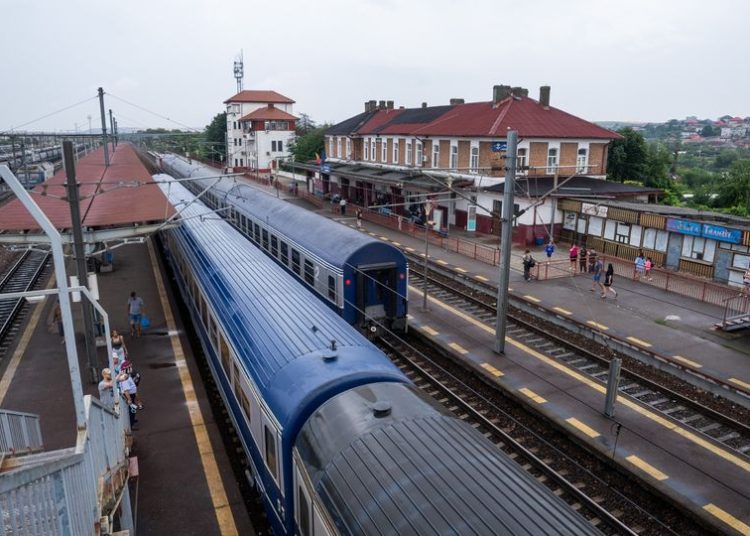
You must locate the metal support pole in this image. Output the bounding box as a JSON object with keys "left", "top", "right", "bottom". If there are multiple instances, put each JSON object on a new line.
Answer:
{"left": 494, "top": 130, "right": 518, "bottom": 354}
{"left": 604, "top": 357, "right": 622, "bottom": 417}
{"left": 98, "top": 87, "right": 110, "bottom": 167}
{"left": 63, "top": 142, "right": 99, "bottom": 383}
{"left": 422, "top": 221, "right": 429, "bottom": 311}
{"left": 109, "top": 109, "right": 115, "bottom": 154}
{"left": 550, "top": 169, "right": 558, "bottom": 240}
{"left": 0, "top": 165, "right": 86, "bottom": 429}
{"left": 113, "top": 118, "right": 118, "bottom": 147}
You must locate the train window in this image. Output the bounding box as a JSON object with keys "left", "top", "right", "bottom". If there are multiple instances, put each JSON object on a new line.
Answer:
{"left": 271, "top": 235, "right": 278, "bottom": 257}
{"left": 280, "top": 242, "right": 289, "bottom": 265}
{"left": 200, "top": 295, "right": 208, "bottom": 328}
{"left": 262, "top": 229, "right": 269, "bottom": 250}
{"left": 220, "top": 335, "right": 231, "bottom": 373}
{"left": 304, "top": 260, "right": 314, "bottom": 285}
{"left": 328, "top": 275, "right": 336, "bottom": 301}
{"left": 253, "top": 223, "right": 260, "bottom": 244}
{"left": 209, "top": 317, "right": 219, "bottom": 352}
{"left": 292, "top": 249, "right": 301, "bottom": 275}
{"left": 232, "top": 361, "right": 241, "bottom": 394}
{"left": 298, "top": 487, "right": 311, "bottom": 536}
{"left": 265, "top": 426, "right": 278, "bottom": 481}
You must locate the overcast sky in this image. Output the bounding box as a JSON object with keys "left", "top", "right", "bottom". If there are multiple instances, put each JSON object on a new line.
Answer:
{"left": 2, "top": 0, "right": 748, "bottom": 133}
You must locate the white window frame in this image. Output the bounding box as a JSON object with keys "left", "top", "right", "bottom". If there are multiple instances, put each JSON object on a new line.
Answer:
{"left": 449, "top": 143, "right": 458, "bottom": 169}
{"left": 517, "top": 148, "right": 528, "bottom": 173}
{"left": 576, "top": 147, "right": 588, "bottom": 173}
{"left": 416, "top": 141, "right": 423, "bottom": 167}
{"left": 547, "top": 147, "right": 558, "bottom": 174}
{"left": 432, "top": 143, "right": 440, "bottom": 168}
{"left": 469, "top": 144, "right": 479, "bottom": 174}
{"left": 406, "top": 141, "right": 412, "bottom": 165}
{"left": 363, "top": 139, "right": 369, "bottom": 161}
{"left": 370, "top": 137, "right": 376, "bottom": 161}
{"left": 345, "top": 138, "right": 351, "bottom": 160}
{"left": 681, "top": 236, "right": 716, "bottom": 263}
{"left": 328, "top": 137, "right": 333, "bottom": 158}
{"left": 588, "top": 216, "right": 603, "bottom": 236}
{"left": 336, "top": 137, "right": 342, "bottom": 158}
{"left": 381, "top": 138, "right": 388, "bottom": 162}
{"left": 393, "top": 139, "right": 399, "bottom": 163}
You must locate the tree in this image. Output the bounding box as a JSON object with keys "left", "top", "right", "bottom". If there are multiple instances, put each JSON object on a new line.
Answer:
{"left": 716, "top": 160, "right": 750, "bottom": 215}
{"left": 700, "top": 124, "right": 717, "bottom": 137}
{"left": 296, "top": 113, "right": 316, "bottom": 136}
{"left": 204, "top": 112, "right": 227, "bottom": 162}
{"left": 288, "top": 125, "right": 330, "bottom": 163}
{"left": 643, "top": 143, "right": 672, "bottom": 188}
{"left": 607, "top": 127, "right": 648, "bottom": 182}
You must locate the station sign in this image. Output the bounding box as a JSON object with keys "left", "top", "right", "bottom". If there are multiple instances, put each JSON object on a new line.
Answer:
{"left": 581, "top": 202, "right": 608, "bottom": 218}
{"left": 666, "top": 218, "right": 742, "bottom": 244}
{"left": 321, "top": 164, "right": 331, "bottom": 173}
{"left": 666, "top": 218, "right": 701, "bottom": 236}
{"left": 491, "top": 141, "right": 507, "bottom": 152}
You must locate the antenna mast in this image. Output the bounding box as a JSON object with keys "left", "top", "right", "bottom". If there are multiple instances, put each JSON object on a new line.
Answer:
{"left": 233, "top": 50, "right": 244, "bottom": 93}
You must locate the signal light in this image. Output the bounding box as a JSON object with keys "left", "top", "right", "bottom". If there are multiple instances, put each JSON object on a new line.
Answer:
{"left": 399, "top": 273, "right": 405, "bottom": 280}
{"left": 345, "top": 279, "right": 351, "bottom": 286}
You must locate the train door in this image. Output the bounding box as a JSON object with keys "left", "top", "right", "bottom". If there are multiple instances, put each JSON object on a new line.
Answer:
{"left": 356, "top": 263, "right": 397, "bottom": 327}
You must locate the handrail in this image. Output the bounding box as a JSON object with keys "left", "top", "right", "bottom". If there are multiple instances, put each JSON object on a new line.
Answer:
{"left": 0, "top": 409, "right": 43, "bottom": 456}
{"left": 0, "top": 396, "right": 132, "bottom": 535}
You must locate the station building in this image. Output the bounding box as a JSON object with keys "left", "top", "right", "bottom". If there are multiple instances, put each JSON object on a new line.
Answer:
{"left": 224, "top": 90, "right": 296, "bottom": 172}
{"left": 298, "top": 84, "right": 656, "bottom": 242}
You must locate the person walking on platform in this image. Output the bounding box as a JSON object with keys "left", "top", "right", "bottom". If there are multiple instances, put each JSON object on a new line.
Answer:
{"left": 634, "top": 253, "right": 646, "bottom": 281}
{"left": 602, "top": 263, "right": 618, "bottom": 299}
{"left": 591, "top": 256, "right": 604, "bottom": 293}
{"left": 545, "top": 240, "right": 555, "bottom": 262}
{"left": 111, "top": 329, "right": 127, "bottom": 362}
{"left": 569, "top": 244, "right": 579, "bottom": 271}
{"left": 118, "top": 371, "right": 139, "bottom": 429}
{"left": 340, "top": 197, "right": 347, "bottom": 215}
{"left": 356, "top": 208, "right": 363, "bottom": 229}
{"left": 645, "top": 257, "right": 654, "bottom": 281}
{"left": 588, "top": 249, "right": 597, "bottom": 273}
{"left": 127, "top": 291, "right": 144, "bottom": 337}
{"left": 51, "top": 301, "right": 64, "bottom": 344}
{"left": 98, "top": 368, "right": 114, "bottom": 408}
{"left": 522, "top": 249, "right": 535, "bottom": 281}
{"left": 578, "top": 247, "right": 587, "bottom": 273}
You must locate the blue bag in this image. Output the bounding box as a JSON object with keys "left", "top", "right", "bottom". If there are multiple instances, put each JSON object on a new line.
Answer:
{"left": 140, "top": 315, "right": 151, "bottom": 329}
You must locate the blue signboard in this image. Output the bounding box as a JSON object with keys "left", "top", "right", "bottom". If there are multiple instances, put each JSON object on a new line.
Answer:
{"left": 665, "top": 218, "right": 701, "bottom": 237}
{"left": 321, "top": 164, "right": 331, "bottom": 173}
{"left": 491, "top": 141, "right": 507, "bottom": 152}
{"left": 702, "top": 223, "right": 742, "bottom": 244}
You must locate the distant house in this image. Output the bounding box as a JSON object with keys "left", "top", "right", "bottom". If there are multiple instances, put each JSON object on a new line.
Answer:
{"left": 224, "top": 90, "right": 297, "bottom": 172}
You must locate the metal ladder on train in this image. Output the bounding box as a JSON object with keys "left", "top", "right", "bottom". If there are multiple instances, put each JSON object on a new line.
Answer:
{"left": 0, "top": 398, "right": 134, "bottom": 535}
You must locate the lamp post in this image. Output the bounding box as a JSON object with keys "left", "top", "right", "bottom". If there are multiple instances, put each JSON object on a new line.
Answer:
{"left": 422, "top": 201, "right": 433, "bottom": 311}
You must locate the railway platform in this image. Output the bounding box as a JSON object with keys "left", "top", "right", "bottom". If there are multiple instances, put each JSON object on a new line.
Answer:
{"left": 0, "top": 145, "right": 254, "bottom": 535}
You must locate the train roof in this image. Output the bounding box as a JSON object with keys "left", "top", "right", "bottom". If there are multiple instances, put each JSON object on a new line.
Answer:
{"left": 159, "top": 154, "right": 406, "bottom": 269}
{"left": 157, "top": 177, "right": 408, "bottom": 432}
{"left": 296, "top": 383, "right": 599, "bottom": 535}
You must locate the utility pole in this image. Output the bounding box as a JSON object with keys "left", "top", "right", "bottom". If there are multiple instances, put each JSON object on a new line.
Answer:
{"left": 63, "top": 141, "right": 99, "bottom": 383}
{"left": 98, "top": 87, "right": 110, "bottom": 167}
{"left": 604, "top": 357, "right": 622, "bottom": 417}
{"left": 494, "top": 130, "right": 518, "bottom": 354}
{"left": 109, "top": 109, "right": 116, "bottom": 153}
{"left": 114, "top": 118, "right": 118, "bottom": 146}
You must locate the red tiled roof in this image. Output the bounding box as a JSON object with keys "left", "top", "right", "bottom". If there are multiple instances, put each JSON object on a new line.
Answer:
{"left": 239, "top": 107, "right": 297, "bottom": 122}
{"left": 350, "top": 97, "right": 620, "bottom": 140}
{"left": 0, "top": 143, "right": 175, "bottom": 232}
{"left": 224, "top": 90, "right": 295, "bottom": 104}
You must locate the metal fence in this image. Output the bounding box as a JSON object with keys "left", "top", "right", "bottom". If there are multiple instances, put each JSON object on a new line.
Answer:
{"left": 0, "top": 396, "right": 131, "bottom": 536}
{"left": 0, "top": 410, "right": 43, "bottom": 456}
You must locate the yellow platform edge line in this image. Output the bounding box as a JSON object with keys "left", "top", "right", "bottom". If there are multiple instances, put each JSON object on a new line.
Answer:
{"left": 523, "top": 295, "right": 541, "bottom": 303}
{"left": 148, "top": 240, "right": 239, "bottom": 536}
{"left": 703, "top": 503, "right": 750, "bottom": 534}
{"left": 421, "top": 326, "right": 439, "bottom": 336}
{"left": 519, "top": 387, "right": 547, "bottom": 404}
{"left": 626, "top": 336, "right": 652, "bottom": 348}
{"left": 448, "top": 342, "right": 468, "bottom": 354}
{"left": 626, "top": 455, "right": 669, "bottom": 481}
{"left": 672, "top": 355, "right": 702, "bottom": 368}
{"left": 566, "top": 417, "right": 600, "bottom": 438}
{"left": 729, "top": 377, "right": 750, "bottom": 390}
{"left": 553, "top": 306, "right": 572, "bottom": 315}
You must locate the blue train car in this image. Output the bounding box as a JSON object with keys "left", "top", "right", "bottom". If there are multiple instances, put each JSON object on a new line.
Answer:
{"left": 159, "top": 154, "right": 408, "bottom": 332}
{"left": 157, "top": 177, "right": 601, "bottom": 536}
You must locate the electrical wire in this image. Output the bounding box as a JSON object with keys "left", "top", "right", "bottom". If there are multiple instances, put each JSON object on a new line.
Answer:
{"left": 107, "top": 93, "right": 201, "bottom": 132}
{"left": 0, "top": 95, "right": 99, "bottom": 134}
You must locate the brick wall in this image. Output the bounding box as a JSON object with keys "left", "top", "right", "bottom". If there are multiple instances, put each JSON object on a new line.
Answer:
{"left": 560, "top": 142, "right": 578, "bottom": 172}
{"left": 458, "top": 140, "right": 470, "bottom": 170}
{"left": 529, "top": 142, "right": 548, "bottom": 174}
{"left": 439, "top": 140, "right": 450, "bottom": 168}
{"left": 589, "top": 143, "right": 606, "bottom": 174}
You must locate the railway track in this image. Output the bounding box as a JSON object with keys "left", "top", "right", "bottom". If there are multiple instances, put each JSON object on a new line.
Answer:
{"left": 377, "top": 333, "right": 697, "bottom": 536}
{"left": 0, "top": 250, "right": 51, "bottom": 356}
{"left": 409, "top": 267, "right": 750, "bottom": 460}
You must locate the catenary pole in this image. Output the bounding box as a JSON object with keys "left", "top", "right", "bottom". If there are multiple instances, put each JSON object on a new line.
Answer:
{"left": 0, "top": 164, "right": 86, "bottom": 429}
{"left": 98, "top": 87, "right": 110, "bottom": 167}
{"left": 63, "top": 141, "right": 99, "bottom": 383}
{"left": 494, "top": 130, "right": 518, "bottom": 354}
{"left": 109, "top": 109, "right": 115, "bottom": 153}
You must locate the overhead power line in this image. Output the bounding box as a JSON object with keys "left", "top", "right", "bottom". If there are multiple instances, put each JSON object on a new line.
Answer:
{"left": 107, "top": 93, "right": 201, "bottom": 132}
{"left": 0, "top": 95, "right": 99, "bottom": 135}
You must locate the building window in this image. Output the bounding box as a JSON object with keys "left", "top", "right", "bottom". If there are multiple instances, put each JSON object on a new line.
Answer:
{"left": 280, "top": 242, "right": 289, "bottom": 265}
{"left": 233, "top": 121, "right": 237, "bottom": 130}
{"left": 292, "top": 249, "right": 301, "bottom": 275}
{"left": 271, "top": 235, "right": 278, "bottom": 257}
{"left": 381, "top": 139, "right": 387, "bottom": 162}
{"left": 432, "top": 143, "right": 439, "bottom": 168}
{"left": 298, "top": 487, "right": 311, "bottom": 536}
{"left": 278, "top": 140, "right": 283, "bottom": 152}
{"left": 364, "top": 139, "right": 369, "bottom": 161}
{"left": 240, "top": 158, "right": 244, "bottom": 167}
{"left": 547, "top": 147, "right": 558, "bottom": 173}
{"left": 469, "top": 146, "right": 479, "bottom": 173}
{"left": 346, "top": 138, "right": 351, "bottom": 159}
{"left": 337, "top": 138, "right": 342, "bottom": 158}
{"left": 681, "top": 236, "right": 716, "bottom": 263}
{"left": 262, "top": 229, "right": 269, "bottom": 250}
{"left": 577, "top": 148, "right": 588, "bottom": 173}
{"left": 370, "top": 138, "right": 376, "bottom": 160}
{"left": 393, "top": 140, "right": 399, "bottom": 163}
{"left": 416, "top": 141, "right": 423, "bottom": 167}
{"left": 406, "top": 141, "right": 412, "bottom": 165}
{"left": 517, "top": 148, "right": 527, "bottom": 172}
{"left": 271, "top": 141, "right": 277, "bottom": 152}
{"left": 328, "top": 137, "right": 334, "bottom": 158}
{"left": 264, "top": 426, "right": 278, "bottom": 481}
{"left": 450, "top": 144, "right": 458, "bottom": 169}
{"left": 264, "top": 121, "right": 289, "bottom": 131}
{"left": 328, "top": 275, "right": 336, "bottom": 301}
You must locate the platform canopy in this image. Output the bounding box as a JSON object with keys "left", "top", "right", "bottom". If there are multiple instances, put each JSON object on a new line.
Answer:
{"left": 0, "top": 143, "right": 176, "bottom": 244}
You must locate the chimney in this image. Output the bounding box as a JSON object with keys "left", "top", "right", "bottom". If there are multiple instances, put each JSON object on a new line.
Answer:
{"left": 378, "top": 100, "right": 386, "bottom": 109}
{"left": 386, "top": 100, "right": 394, "bottom": 109}
{"left": 510, "top": 87, "right": 528, "bottom": 98}
{"left": 267, "top": 103, "right": 274, "bottom": 109}
{"left": 422, "top": 102, "right": 428, "bottom": 108}
{"left": 492, "top": 85, "right": 512, "bottom": 106}
{"left": 369, "top": 100, "right": 377, "bottom": 112}
{"left": 365, "top": 101, "right": 371, "bottom": 112}
{"left": 539, "top": 86, "right": 551, "bottom": 108}
{"left": 449, "top": 98, "right": 465, "bottom": 105}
